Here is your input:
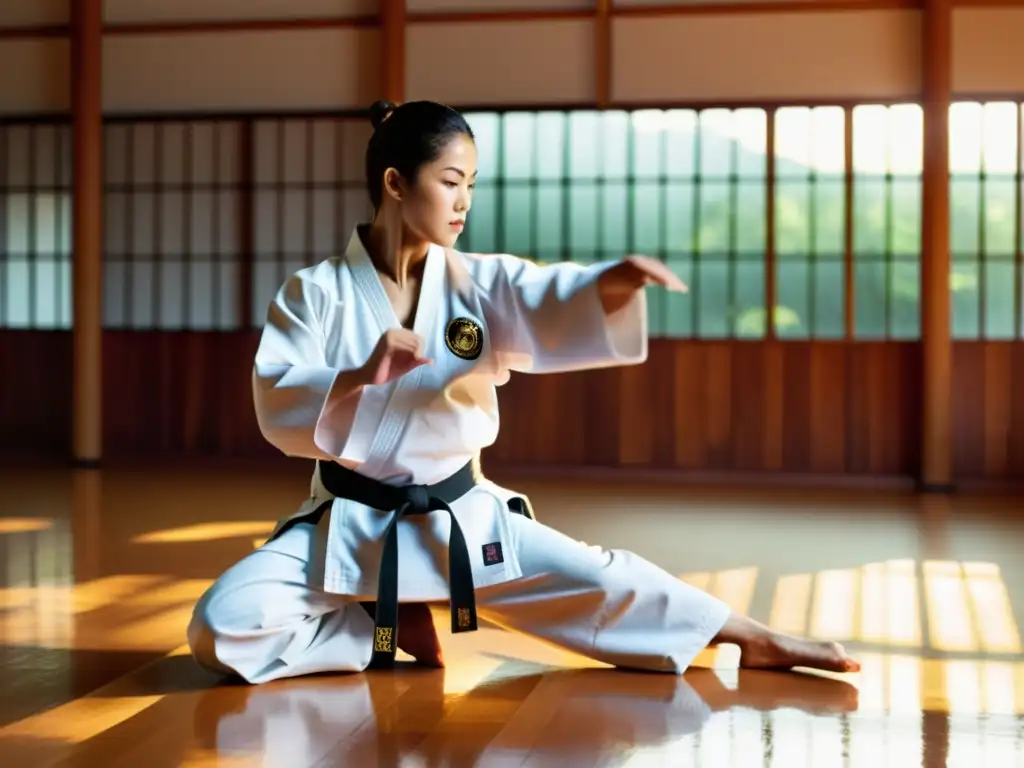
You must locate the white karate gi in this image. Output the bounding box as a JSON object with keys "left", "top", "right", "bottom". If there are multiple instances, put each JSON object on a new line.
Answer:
{"left": 187, "top": 228, "right": 732, "bottom": 684}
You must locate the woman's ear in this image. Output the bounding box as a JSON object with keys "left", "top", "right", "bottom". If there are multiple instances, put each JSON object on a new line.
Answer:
{"left": 383, "top": 167, "right": 404, "bottom": 202}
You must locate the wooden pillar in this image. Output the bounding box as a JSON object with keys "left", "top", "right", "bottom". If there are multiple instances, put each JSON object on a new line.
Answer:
{"left": 595, "top": 0, "right": 612, "bottom": 108}
{"left": 920, "top": 0, "right": 953, "bottom": 491}
{"left": 71, "top": 0, "right": 103, "bottom": 468}
{"left": 381, "top": 0, "right": 406, "bottom": 103}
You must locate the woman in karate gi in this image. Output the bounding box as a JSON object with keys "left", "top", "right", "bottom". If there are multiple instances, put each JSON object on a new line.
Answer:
{"left": 187, "top": 100, "right": 861, "bottom": 684}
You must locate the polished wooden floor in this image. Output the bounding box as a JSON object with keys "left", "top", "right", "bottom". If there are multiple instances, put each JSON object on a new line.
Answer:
{"left": 0, "top": 463, "right": 1021, "bottom": 766}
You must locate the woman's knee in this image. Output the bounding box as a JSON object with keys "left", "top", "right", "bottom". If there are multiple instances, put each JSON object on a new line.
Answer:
{"left": 186, "top": 583, "right": 236, "bottom": 676}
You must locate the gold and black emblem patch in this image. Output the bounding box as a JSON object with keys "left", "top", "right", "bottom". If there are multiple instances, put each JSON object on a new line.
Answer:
{"left": 445, "top": 317, "right": 483, "bottom": 360}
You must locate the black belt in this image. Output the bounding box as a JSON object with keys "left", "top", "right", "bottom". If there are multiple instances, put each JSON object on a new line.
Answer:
{"left": 312, "top": 459, "right": 481, "bottom": 668}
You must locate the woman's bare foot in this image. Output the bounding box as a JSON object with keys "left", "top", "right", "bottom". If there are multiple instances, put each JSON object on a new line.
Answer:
{"left": 712, "top": 613, "right": 860, "bottom": 674}
{"left": 738, "top": 633, "right": 860, "bottom": 674}
{"left": 361, "top": 601, "right": 445, "bottom": 667}
{"left": 396, "top": 602, "right": 445, "bottom": 667}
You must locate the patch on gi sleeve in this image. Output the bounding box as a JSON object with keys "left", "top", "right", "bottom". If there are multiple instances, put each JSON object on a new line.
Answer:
{"left": 482, "top": 542, "right": 504, "bottom": 566}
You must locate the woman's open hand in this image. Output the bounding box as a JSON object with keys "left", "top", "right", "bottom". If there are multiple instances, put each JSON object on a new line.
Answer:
{"left": 597, "top": 255, "right": 688, "bottom": 315}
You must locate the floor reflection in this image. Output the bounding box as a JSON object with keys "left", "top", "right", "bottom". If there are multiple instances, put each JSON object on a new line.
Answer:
{"left": 182, "top": 664, "right": 860, "bottom": 767}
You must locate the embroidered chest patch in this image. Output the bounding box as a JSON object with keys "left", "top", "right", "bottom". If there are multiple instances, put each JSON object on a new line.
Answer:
{"left": 445, "top": 316, "right": 483, "bottom": 360}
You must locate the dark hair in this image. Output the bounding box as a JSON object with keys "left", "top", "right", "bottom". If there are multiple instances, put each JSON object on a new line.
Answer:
{"left": 364, "top": 99, "right": 475, "bottom": 209}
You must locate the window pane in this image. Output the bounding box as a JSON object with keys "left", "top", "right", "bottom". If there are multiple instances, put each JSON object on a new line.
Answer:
{"left": 601, "top": 111, "right": 629, "bottom": 181}
{"left": 602, "top": 181, "right": 628, "bottom": 254}
{"left": 189, "top": 191, "right": 215, "bottom": 257}
{"left": 699, "top": 182, "right": 731, "bottom": 252}
{"left": 888, "top": 105, "right": 924, "bottom": 176}
{"left": 501, "top": 185, "right": 533, "bottom": 255}
{"left": 253, "top": 189, "right": 277, "bottom": 259}
{"left": 465, "top": 185, "right": 496, "bottom": 253}
{"left": 695, "top": 258, "right": 730, "bottom": 337}
{"left": 159, "top": 260, "right": 185, "bottom": 329}
{"left": 951, "top": 259, "right": 980, "bottom": 339}
{"left": 814, "top": 259, "right": 845, "bottom": 338}
{"left": 569, "top": 183, "right": 598, "bottom": 252}
{"left": 536, "top": 186, "right": 563, "bottom": 252}
{"left": 950, "top": 178, "right": 981, "bottom": 257}
{"left": 890, "top": 260, "right": 920, "bottom": 339}
{"left": 776, "top": 261, "right": 809, "bottom": 338}
{"left": 4, "top": 260, "right": 31, "bottom": 327}
{"left": 104, "top": 260, "right": 126, "bottom": 327}
{"left": 734, "top": 259, "right": 765, "bottom": 338}
{"left": 890, "top": 179, "right": 920, "bottom": 256}
{"left": 631, "top": 113, "right": 663, "bottom": 180}
{"left": 984, "top": 261, "right": 1017, "bottom": 339}
{"left": 814, "top": 180, "right": 845, "bottom": 255}
{"left": 949, "top": 102, "right": 983, "bottom": 175}
{"left": 852, "top": 105, "right": 889, "bottom": 174}
{"left": 281, "top": 189, "right": 305, "bottom": 254}
{"left": 775, "top": 179, "right": 810, "bottom": 257}
{"left": 665, "top": 111, "right": 698, "bottom": 179}
{"left": 31, "top": 259, "right": 61, "bottom": 329}
{"left": 187, "top": 260, "right": 216, "bottom": 330}
{"left": 983, "top": 102, "right": 1018, "bottom": 174}
{"left": 132, "top": 261, "right": 157, "bottom": 328}
{"left": 736, "top": 181, "right": 765, "bottom": 254}
{"left": 665, "top": 182, "right": 695, "bottom": 252}
{"left": 465, "top": 113, "right": 500, "bottom": 178}
{"left": 775, "top": 106, "right": 845, "bottom": 177}
{"left": 5, "top": 193, "right": 29, "bottom": 254}
{"left": 662, "top": 255, "right": 693, "bottom": 338}
{"left": 853, "top": 179, "right": 887, "bottom": 255}
{"left": 734, "top": 109, "right": 768, "bottom": 179}
{"left": 568, "top": 112, "right": 600, "bottom": 180}
{"left": 774, "top": 107, "right": 813, "bottom": 178}
{"left": 502, "top": 114, "right": 535, "bottom": 179}
{"left": 854, "top": 259, "right": 888, "bottom": 338}
{"left": 699, "top": 110, "right": 734, "bottom": 178}
{"left": 536, "top": 113, "right": 565, "bottom": 181}
{"left": 632, "top": 181, "right": 663, "bottom": 253}
{"left": 984, "top": 178, "right": 1016, "bottom": 256}
{"left": 216, "top": 262, "right": 238, "bottom": 330}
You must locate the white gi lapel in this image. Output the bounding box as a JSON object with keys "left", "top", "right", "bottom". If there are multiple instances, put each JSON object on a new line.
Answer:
{"left": 344, "top": 228, "right": 395, "bottom": 334}
{"left": 348, "top": 235, "right": 446, "bottom": 478}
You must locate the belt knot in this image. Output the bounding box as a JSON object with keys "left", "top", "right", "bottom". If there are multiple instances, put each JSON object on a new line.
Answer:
{"left": 402, "top": 485, "right": 432, "bottom": 513}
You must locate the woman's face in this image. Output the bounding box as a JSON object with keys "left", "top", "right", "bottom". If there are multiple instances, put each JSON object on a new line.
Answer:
{"left": 391, "top": 133, "right": 478, "bottom": 249}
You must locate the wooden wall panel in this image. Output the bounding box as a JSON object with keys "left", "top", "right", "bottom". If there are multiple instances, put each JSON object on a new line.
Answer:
{"left": 5, "top": 332, "right": 1022, "bottom": 484}
{"left": 612, "top": 10, "right": 922, "bottom": 104}
{"left": 405, "top": 19, "right": 596, "bottom": 105}
{"left": 952, "top": 8, "right": 1024, "bottom": 95}
{"left": 0, "top": 332, "right": 71, "bottom": 456}
{"left": 952, "top": 342, "right": 1024, "bottom": 481}
{"left": 102, "top": 28, "right": 380, "bottom": 113}
{"left": 101, "top": 331, "right": 272, "bottom": 458}
{"left": 0, "top": 0, "right": 66, "bottom": 27}
{"left": 0, "top": 38, "right": 69, "bottom": 115}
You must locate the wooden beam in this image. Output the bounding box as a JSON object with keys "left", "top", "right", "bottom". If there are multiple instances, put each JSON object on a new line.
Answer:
{"left": 71, "top": 0, "right": 103, "bottom": 468}
{"left": 920, "top": 0, "right": 953, "bottom": 491}
{"left": 381, "top": 0, "right": 405, "bottom": 104}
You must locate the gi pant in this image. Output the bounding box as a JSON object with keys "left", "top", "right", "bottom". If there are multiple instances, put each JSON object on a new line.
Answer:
{"left": 187, "top": 515, "right": 732, "bottom": 685}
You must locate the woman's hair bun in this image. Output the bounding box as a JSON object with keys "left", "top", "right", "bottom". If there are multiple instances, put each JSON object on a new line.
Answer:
{"left": 369, "top": 100, "right": 397, "bottom": 130}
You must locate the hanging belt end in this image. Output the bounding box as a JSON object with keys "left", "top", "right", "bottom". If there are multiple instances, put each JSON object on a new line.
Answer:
{"left": 451, "top": 604, "right": 478, "bottom": 634}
